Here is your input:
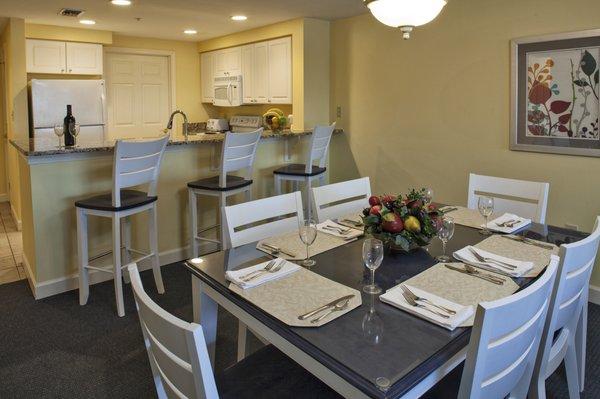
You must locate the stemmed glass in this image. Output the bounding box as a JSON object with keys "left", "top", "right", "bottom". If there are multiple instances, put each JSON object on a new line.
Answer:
{"left": 424, "top": 187, "right": 434, "bottom": 205}
{"left": 53, "top": 124, "right": 64, "bottom": 148}
{"left": 298, "top": 219, "right": 317, "bottom": 267}
{"left": 69, "top": 122, "right": 81, "bottom": 147}
{"left": 362, "top": 293, "right": 383, "bottom": 345}
{"left": 362, "top": 238, "right": 384, "bottom": 294}
{"left": 478, "top": 196, "right": 495, "bottom": 236}
{"left": 436, "top": 216, "right": 455, "bottom": 262}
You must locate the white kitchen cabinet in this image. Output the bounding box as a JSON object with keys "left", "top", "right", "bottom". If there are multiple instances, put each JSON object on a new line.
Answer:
{"left": 200, "top": 51, "right": 215, "bottom": 103}
{"left": 215, "top": 47, "right": 241, "bottom": 77}
{"left": 26, "top": 39, "right": 103, "bottom": 75}
{"left": 241, "top": 44, "right": 255, "bottom": 104}
{"left": 267, "top": 37, "right": 292, "bottom": 104}
{"left": 253, "top": 41, "right": 270, "bottom": 104}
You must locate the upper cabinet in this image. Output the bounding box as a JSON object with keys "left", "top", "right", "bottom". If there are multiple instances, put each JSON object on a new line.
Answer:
{"left": 201, "top": 36, "right": 292, "bottom": 105}
{"left": 26, "top": 39, "right": 103, "bottom": 75}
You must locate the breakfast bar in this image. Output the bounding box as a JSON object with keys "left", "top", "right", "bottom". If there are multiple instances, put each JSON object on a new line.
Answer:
{"left": 11, "top": 129, "right": 343, "bottom": 299}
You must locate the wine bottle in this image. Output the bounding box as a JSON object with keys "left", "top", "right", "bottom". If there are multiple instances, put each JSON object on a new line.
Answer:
{"left": 63, "top": 105, "right": 75, "bottom": 147}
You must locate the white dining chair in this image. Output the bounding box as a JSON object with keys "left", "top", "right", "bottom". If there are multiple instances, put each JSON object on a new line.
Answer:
{"left": 467, "top": 173, "right": 550, "bottom": 223}
{"left": 273, "top": 123, "right": 336, "bottom": 221}
{"left": 457, "top": 255, "right": 559, "bottom": 399}
{"left": 529, "top": 216, "right": 600, "bottom": 399}
{"left": 76, "top": 134, "right": 169, "bottom": 317}
{"left": 311, "top": 177, "right": 371, "bottom": 223}
{"left": 188, "top": 129, "right": 263, "bottom": 257}
{"left": 128, "top": 264, "right": 338, "bottom": 399}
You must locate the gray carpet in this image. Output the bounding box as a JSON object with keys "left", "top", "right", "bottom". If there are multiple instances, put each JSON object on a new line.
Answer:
{"left": 0, "top": 262, "right": 598, "bottom": 398}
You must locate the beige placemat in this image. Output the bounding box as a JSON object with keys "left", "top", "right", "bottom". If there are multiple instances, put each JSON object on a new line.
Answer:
{"left": 442, "top": 206, "right": 500, "bottom": 230}
{"left": 257, "top": 230, "right": 355, "bottom": 260}
{"left": 399, "top": 262, "right": 519, "bottom": 327}
{"left": 229, "top": 267, "right": 362, "bottom": 327}
{"left": 473, "top": 234, "right": 558, "bottom": 278}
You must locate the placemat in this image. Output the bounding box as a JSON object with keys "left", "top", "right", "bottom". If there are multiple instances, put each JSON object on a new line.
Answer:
{"left": 442, "top": 206, "right": 500, "bottom": 230}
{"left": 257, "top": 230, "right": 355, "bottom": 260}
{"left": 473, "top": 234, "right": 558, "bottom": 278}
{"left": 398, "top": 262, "right": 519, "bottom": 327}
{"left": 229, "top": 267, "right": 362, "bottom": 327}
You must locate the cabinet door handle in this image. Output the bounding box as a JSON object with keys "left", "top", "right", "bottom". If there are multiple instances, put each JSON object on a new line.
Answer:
{"left": 61, "top": 69, "right": 65, "bottom": 73}
{"left": 69, "top": 69, "right": 72, "bottom": 73}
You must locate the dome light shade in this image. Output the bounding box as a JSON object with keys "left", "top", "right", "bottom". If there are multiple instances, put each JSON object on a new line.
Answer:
{"left": 365, "top": 0, "right": 447, "bottom": 39}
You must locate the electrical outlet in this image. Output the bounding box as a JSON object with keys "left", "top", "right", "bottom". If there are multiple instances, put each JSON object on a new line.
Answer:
{"left": 336, "top": 106, "right": 342, "bottom": 118}
{"left": 565, "top": 223, "right": 579, "bottom": 231}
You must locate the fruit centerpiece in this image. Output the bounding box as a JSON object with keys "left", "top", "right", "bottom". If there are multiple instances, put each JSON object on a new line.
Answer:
{"left": 362, "top": 189, "right": 442, "bottom": 252}
{"left": 262, "top": 108, "right": 288, "bottom": 133}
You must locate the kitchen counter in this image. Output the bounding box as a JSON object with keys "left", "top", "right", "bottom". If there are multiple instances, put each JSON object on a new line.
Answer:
{"left": 10, "top": 128, "right": 341, "bottom": 157}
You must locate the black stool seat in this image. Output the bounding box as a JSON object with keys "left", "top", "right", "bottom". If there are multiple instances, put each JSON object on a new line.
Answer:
{"left": 75, "top": 190, "right": 157, "bottom": 212}
{"left": 187, "top": 175, "right": 253, "bottom": 191}
{"left": 273, "top": 163, "right": 326, "bottom": 177}
{"left": 217, "top": 345, "right": 341, "bottom": 399}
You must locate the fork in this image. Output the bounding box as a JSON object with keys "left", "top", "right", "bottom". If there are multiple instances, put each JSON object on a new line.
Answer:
{"left": 323, "top": 225, "right": 352, "bottom": 234}
{"left": 463, "top": 264, "right": 506, "bottom": 284}
{"left": 242, "top": 260, "right": 285, "bottom": 282}
{"left": 468, "top": 248, "right": 517, "bottom": 270}
{"left": 401, "top": 290, "right": 450, "bottom": 319}
{"left": 401, "top": 285, "right": 456, "bottom": 315}
{"left": 239, "top": 260, "right": 277, "bottom": 280}
{"left": 496, "top": 219, "right": 515, "bottom": 227}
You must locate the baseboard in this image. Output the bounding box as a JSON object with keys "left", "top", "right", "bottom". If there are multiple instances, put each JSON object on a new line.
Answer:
{"left": 590, "top": 285, "right": 600, "bottom": 306}
{"left": 23, "top": 246, "right": 192, "bottom": 300}
{"left": 0, "top": 193, "right": 8, "bottom": 202}
{"left": 10, "top": 202, "right": 22, "bottom": 231}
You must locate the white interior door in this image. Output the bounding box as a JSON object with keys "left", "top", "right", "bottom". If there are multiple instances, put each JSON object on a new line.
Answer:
{"left": 105, "top": 52, "right": 171, "bottom": 139}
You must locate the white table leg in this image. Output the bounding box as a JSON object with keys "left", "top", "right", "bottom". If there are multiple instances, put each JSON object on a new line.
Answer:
{"left": 192, "top": 275, "right": 218, "bottom": 368}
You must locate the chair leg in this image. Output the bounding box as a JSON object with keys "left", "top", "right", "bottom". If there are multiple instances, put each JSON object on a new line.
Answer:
{"left": 565, "top": 336, "right": 581, "bottom": 399}
{"left": 121, "top": 216, "right": 132, "bottom": 284}
{"left": 189, "top": 189, "right": 199, "bottom": 259}
{"left": 149, "top": 204, "right": 165, "bottom": 294}
{"left": 112, "top": 215, "right": 125, "bottom": 317}
{"left": 306, "top": 177, "right": 313, "bottom": 221}
{"left": 274, "top": 174, "right": 282, "bottom": 195}
{"left": 237, "top": 322, "right": 248, "bottom": 361}
{"left": 319, "top": 173, "right": 326, "bottom": 187}
{"left": 576, "top": 295, "right": 587, "bottom": 392}
{"left": 220, "top": 194, "right": 227, "bottom": 250}
{"left": 76, "top": 208, "right": 90, "bottom": 306}
{"left": 244, "top": 186, "right": 252, "bottom": 202}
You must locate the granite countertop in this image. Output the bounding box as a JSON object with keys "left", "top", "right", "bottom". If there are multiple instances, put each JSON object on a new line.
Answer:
{"left": 11, "top": 128, "right": 336, "bottom": 157}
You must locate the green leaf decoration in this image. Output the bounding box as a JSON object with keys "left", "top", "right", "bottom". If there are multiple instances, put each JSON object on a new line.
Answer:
{"left": 595, "top": 70, "right": 599, "bottom": 85}
{"left": 581, "top": 50, "right": 597, "bottom": 77}
{"left": 574, "top": 79, "right": 589, "bottom": 87}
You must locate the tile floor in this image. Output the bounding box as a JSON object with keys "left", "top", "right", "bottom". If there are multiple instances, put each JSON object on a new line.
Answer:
{"left": 0, "top": 202, "right": 24, "bottom": 285}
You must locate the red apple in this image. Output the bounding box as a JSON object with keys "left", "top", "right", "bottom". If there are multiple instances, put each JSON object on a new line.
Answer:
{"left": 381, "top": 194, "right": 397, "bottom": 203}
{"left": 369, "top": 205, "right": 382, "bottom": 215}
{"left": 382, "top": 213, "right": 404, "bottom": 233}
{"left": 368, "top": 196, "right": 381, "bottom": 206}
{"left": 407, "top": 199, "right": 423, "bottom": 209}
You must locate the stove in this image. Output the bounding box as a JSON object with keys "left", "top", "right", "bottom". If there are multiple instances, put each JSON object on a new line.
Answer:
{"left": 229, "top": 115, "right": 263, "bottom": 132}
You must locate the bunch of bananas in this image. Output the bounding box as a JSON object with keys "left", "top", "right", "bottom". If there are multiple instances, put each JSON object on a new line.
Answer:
{"left": 263, "top": 108, "right": 287, "bottom": 131}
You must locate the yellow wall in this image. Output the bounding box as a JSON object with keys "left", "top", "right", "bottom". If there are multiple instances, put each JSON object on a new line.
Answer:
{"left": 25, "top": 24, "right": 113, "bottom": 44}
{"left": 330, "top": 0, "right": 600, "bottom": 286}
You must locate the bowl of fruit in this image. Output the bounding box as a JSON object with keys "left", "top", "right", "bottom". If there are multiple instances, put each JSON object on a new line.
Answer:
{"left": 262, "top": 108, "right": 288, "bottom": 133}
{"left": 362, "top": 189, "right": 442, "bottom": 253}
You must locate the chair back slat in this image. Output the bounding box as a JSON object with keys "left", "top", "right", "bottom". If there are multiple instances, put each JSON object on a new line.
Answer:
{"left": 112, "top": 135, "right": 169, "bottom": 207}
{"left": 458, "top": 256, "right": 558, "bottom": 399}
{"left": 312, "top": 177, "right": 371, "bottom": 222}
{"left": 224, "top": 191, "right": 303, "bottom": 248}
{"left": 129, "top": 265, "right": 218, "bottom": 399}
{"left": 220, "top": 129, "right": 262, "bottom": 187}
{"left": 305, "top": 123, "right": 335, "bottom": 172}
{"left": 467, "top": 173, "right": 549, "bottom": 223}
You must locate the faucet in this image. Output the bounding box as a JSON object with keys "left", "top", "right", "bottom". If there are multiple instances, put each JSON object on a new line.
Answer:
{"left": 166, "top": 109, "right": 189, "bottom": 140}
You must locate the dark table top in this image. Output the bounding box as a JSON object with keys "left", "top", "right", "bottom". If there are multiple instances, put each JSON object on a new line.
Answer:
{"left": 183, "top": 220, "right": 587, "bottom": 398}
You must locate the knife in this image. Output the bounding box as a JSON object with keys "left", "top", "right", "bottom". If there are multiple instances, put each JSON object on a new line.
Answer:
{"left": 444, "top": 264, "right": 505, "bottom": 285}
{"left": 261, "top": 242, "right": 298, "bottom": 258}
{"left": 298, "top": 294, "right": 355, "bottom": 320}
{"left": 440, "top": 206, "right": 458, "bottom": 213}
{"left": 501, "top": 235, "right": 555, "bottom": 250}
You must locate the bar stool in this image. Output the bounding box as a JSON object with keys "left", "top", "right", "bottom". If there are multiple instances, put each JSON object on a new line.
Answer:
{"left": 188, "top": 128, "right": 263, "bottom": 257}
{"left": 76, "top": 135, "right": 169, "bottom": 317}
{"left": 273, "top": 122, "right": 335, "bottom": 221}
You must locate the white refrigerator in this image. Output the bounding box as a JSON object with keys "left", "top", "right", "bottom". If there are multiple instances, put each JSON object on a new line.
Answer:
{"left": 29, "top": 79, "right": 107, "bottom": 144}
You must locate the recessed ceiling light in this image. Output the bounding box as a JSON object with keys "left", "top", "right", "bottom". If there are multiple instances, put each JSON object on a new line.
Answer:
{"left": 111, "top": 0, "right": 132, "bottom": 5}
{"left": 230, "top": 15, "right": 247, "bottom": 21}
{"left": 183, "top": 29, "right": 197, "bottom": 35}
{"left": 79, "top": 19, "right": 96, "bottom": 25}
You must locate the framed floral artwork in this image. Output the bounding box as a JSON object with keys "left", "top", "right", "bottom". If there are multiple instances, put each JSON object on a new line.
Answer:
{"left": 510, "top": 30, "right": 600, "bottom": 156}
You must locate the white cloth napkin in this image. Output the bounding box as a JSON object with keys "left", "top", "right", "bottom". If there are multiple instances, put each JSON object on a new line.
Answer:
{"left": 225, "top": 258, "right": 300, "bottom": 289}
{"left": 483, "top": 213, "right": 532, "bottom": 233}
{"left": 453, "top": 245, "right": 533, "bottom": 277}
{"left": 379, "top": 284, "right": 474, "bottom": 331}
{"left": 316, "top": 220, "right": 363, "bottom": 239}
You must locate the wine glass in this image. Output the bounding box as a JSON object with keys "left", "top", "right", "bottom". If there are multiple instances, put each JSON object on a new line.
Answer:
{"left": 478, "top": 196, "right": 494, "bottom": 236}
{"left": 424, "top": 187, "right": 434, "bottom": 205}
{"left": 298, "top": 219, "right": 318, "bottom": 267}
{"left": 53, "top": 124, "right": 64, "bottom": 148}
{"left": 362, "top": 294, "right": 383, "bottom": 345}
{"left": 436, "top": 216, "right": 455, "bottom": 262}
{"left": 69, "top": 122, "right": 81, "bottom": 147}
{"left": 362, "top": 238, "right": 384, "bottom": 294}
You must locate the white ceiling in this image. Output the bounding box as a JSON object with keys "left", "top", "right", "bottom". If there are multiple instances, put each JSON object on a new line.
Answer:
{"left": 0, "top": 0, "right": 368, "bottom": 41}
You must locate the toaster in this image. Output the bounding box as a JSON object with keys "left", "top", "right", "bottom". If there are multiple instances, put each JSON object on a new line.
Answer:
{"left": 206, "top": 118, "right": 229, "bottom": 133}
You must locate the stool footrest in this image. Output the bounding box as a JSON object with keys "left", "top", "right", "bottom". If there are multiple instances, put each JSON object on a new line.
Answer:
{"left": 85, "top": 265, "right": 114, "bottom": 274}
{"left": 195, "top": 236, "right": 221, "bottom": 245}
{"left": 198, "top": 224, "right": 220, "bottom": 234}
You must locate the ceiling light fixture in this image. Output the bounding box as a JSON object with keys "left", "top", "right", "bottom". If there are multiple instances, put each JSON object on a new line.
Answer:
{"left": 111, "top": 0, "right": 132, "bottom": 6}
{"left": 230, "top": 15, "right": 247, "bottom": 21}
{"left": 184, "top": 29, "right": 197, "bottom": 35}
{"left": 364, "top": 0, "right": 446, "bottom": 39}
{"left": 79, "top": 19, "right": 96, "bottom": 25}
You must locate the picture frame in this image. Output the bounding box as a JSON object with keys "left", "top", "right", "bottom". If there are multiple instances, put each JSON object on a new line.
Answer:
{"left": 510, "top": 29, "right": 600, "bottom": 157}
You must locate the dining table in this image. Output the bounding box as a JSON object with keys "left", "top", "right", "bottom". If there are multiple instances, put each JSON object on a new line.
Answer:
{"left": 183, "top": 215, "right": 587, "bottom": 399}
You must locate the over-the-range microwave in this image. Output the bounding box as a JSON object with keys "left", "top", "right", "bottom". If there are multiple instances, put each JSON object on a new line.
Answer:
{"left": 213, "top": 75, "right": 243, "bottom": 107}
